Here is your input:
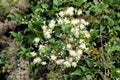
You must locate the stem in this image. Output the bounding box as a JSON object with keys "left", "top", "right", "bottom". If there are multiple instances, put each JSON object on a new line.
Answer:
{"left": 100, "top": 26, "right": 107, "bottom": 80}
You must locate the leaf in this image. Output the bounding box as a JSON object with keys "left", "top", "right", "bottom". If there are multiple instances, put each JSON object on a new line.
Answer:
{"left": 48, "top": 71, "right": 55, "bottom": 78}
{"left": 116, "top": 68, "right": 120, "bottom": 74}
{"left": 107, "top": 17, "right": 114, "bottom": 26}
{"left": 84, "top": 2, "right": 92, "bottom": 9}
{"left": 77, "top": 0, "right": 85, "bottom": 6}
{"left": 86, "top": 75, "right": 92, "bottom": 80}
{"left": 34, "top": 8, "right": 43, "bottom": 14}
{"left": 103, "top": 0, "right": 111, "bottom": 4}
{"left": 80, "top": 66, "right": 86, "bottom": 72}
{"left": 10, "top": 32, "right": 24, "bottom": 40}
{"left": 53, "top": 0, "right": 62, "bottom": 6}
{"left": 35, "top": 68, "right": 39, "bottom": 74}
{"left": 10, "top": 32, "right": 17, "bottom": 37}
{"left": 86, "top": 59, "right": 94, "bottom": 68}
{"left": 70, "top": 70, "right": 81, "bottom": 76}
{"left": 71, "top": 0, "right": 85, "bottom": 6}
{"left": 41, "top": 3, "right": 48, "bottom": 9}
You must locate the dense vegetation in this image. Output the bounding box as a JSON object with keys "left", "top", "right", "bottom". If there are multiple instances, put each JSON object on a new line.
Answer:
{"left": 0, "top": 0, "right": 120, "bottom": 80}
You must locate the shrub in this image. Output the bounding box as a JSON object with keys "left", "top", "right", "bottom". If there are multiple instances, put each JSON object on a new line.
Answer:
{"left": 0, "top": 0, "right": 120, "bottom": 80}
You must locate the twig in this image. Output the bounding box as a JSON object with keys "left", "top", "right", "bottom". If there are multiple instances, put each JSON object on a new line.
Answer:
{"left": 100, "top": 26, "right": 107, "bottom": 80}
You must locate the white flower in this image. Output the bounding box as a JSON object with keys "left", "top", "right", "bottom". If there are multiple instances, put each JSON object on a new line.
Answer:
{"left": 75, "top": 56, "right": 81, "bottom": 62}
{"left": 42, "top": 25, "right": 47, "bottom": 31}
{"left": 90, "top": 29, "right": 94, "bottom": 32}
{"left": 50, "top": 55, "right": 57, "bottom": 61}
{"left": 64, "top": 17, "right": 70, "bottom": 24}
{"left": 69, "top": 37, "right": 74, "bottom": 42}
{"left": 65, "top": 7, "right": 74, "bottom": 16}
{"left": 39, "top": 45, "right": 45, "bottom": 51}
{"left": 59, "top": 11, "right": 65, "bottom": 17}
{"left": 34, "top": 37, "right": 40, "bottom": 43}
{"left": 74, "top": 32, "right": 79, "bottom": 38}
{"left": 56, "top": 59, "right": 64, "bottom": 65}
{"left": 80, "top": 24, "right": 85, "bottom": 29}
{"left": 72, "top": 62, "right": 77, "bottom": 67}
{"left": 84, "top": 47, "right": 89, "bottom": 52}
{"left": 68, "top": 57, "right": 73, "bottom": 62}
{"left": 76, "top": 49, "right": 83, "bottom": 56}
{"left": 81, "top": 19, "right": 86, "bottom": 24}
{"left": 79, "top": 39, "right": 84, "bottom": 44}
{"left": 57, "top": 19, "right": 63, "bottom": 25}
{"left": 71, "top": 28, "right": 76, "bottom": 33}
{"left": 83, "top": 30, "right": 90, "bottom": 38}
{"left": 77, "top": 9, "right": 82, "bottom": 15}
{"left": 49, "top": 20, "right": 56, "bottom": 29}
{"left": 30, "top": 51, "right": 37, "bottom": 57}
{"left": 47, "top": 29, "right": 53, "bottom": 33}
{"left": 41, "top": 61, "right": 47, "bottom": 65}
{"left": 39, "top": 44, "right": 45, "bottom": 49}
{"left": 71, "top": 27, "right": 80, "bottom": 38}
{"left": 66, "top": 44, "right": 72, "bottom": 49}
{"left": 79, "top": 43, "right": 86, "bottom": 49}
{"left": 64, "top": 61, "right": 71, "bottom": 67}
{"left": 71, "top": 27, "right": 79, "bottom": 33}
{"left": 84, "top": 21, "right": 89, "bottom": 25}
{"left": 71, "top": 19, "right": 80, "bottom": 25}
{"left": 33, "top": 57, "right": 41, "bottom": 64}
{"left": 44, "top": 31, "right": 51, "bottom": 39}
{"left": 85, "top": 33, "right": 90, "bottom": 38}
{"left": 81, "top": 19, "right": 89, "bottom": 25}
{"left": 69, "top": 50, "right": 77, "bottom": 57}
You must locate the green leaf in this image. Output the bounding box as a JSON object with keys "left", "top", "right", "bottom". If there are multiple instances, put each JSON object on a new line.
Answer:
{"left": 84, "top": 2, "right": 92, "bottom": 9}
{"left": 70, "top": 70, "right": 81, "bottom": 76}
{"left": 86, "top": 59, "right": 94, "bottom": 68}
{"left": 77, "top": 0, "right": 85, "bottom": 6}
{"left": 34, "top": 8, "right": 43, "bottom": 14}
{"left": 86, "top": 75, "right": 92, "bottom": 80}
{"left": 80, "top": 66, "right": 86, "bottom": 72}
{"left": 48, "top": 70, "right": 55, "bottom": 78}
{"left": 35, "top": 68, "right": 39, "bottom": 74}
{"left": 41, "top": 3, "right": 48, "bottom": 9}
{"left": 10, "top": 32, "right": 24, "bottom": 40}
{"left": 53, "top": 0, "right": 62, "bottom": 6}
{"left": 116, "top": 68, "right": 120, "bottom": 74}
{"left": 107, "top": 17, "right": 114, "bottom": 26}
{"left": 103, "top": 0, "right": 111, "bottom": 4}
{"left": 71, "top": 0, "right": 85, "bottom": 6}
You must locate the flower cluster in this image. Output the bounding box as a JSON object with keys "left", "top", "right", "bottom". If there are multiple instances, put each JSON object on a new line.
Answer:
{"left": 50, "top": 49, "right": 83, "bottom": 68}
{"left": 30, "top": 7, "right": 90, "bottom": 68}
{"left": 30, "top": 37, "right": 47, "bottom": 65}
{"left": 42, "top": 20, "right": 56, "bottom": 39}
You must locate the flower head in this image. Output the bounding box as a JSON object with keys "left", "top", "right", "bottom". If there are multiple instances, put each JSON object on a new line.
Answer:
{"left": 71, "top": 19, "right": 80, "bottom": 25}
{"left": 41, "top": 61, "right": 47, "bottom": 65}
{"left": 65, "top": 7, "right": 74, "bottom": 16}
{"left": 69, "top": 50, "right": 77, "bottom": 57}
{"left": 77, "top": 9, "right": 82, "bottom": 15}
{"left": 30, "top": 51, "right": 37, "bottom": 57}
{"left": 59, "top": 11, "right": 65, "bottom": 17}
{"left": 33, "top": 57, "right": 41, "bottom": 64}
{"left": 64, "top": 61, "right": 71, "bottom": 67}
{"left": 50, "top": 55, "right": 57, "bottom": 61}
{"left": 72, "top": 62, "right": 77, "bottom": 67}
{"left": 44, "top": 31, "right": 51, "bottom": 39}
{"left": 34, "top": 37, "right": 40, "bottom": 43}
{"left": 49, "top": 20, "right": 56, "bottom": 29}
{"left": 56, "top": 59, "right": 64, "bottom": 65}
{"left": 66, "top": 44, "right": 72, "bottom": 49}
